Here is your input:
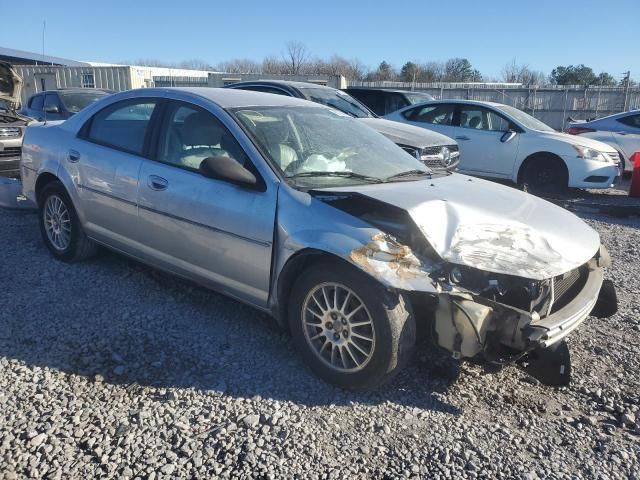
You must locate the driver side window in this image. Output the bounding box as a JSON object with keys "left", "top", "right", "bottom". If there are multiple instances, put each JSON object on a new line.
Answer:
{"left": 156, "top": 102, "right": 249, "bottom": 171}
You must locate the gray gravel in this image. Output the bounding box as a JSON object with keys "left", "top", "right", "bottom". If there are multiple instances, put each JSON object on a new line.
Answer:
{"left": 0, "top": 207, "right": 639, "bottom": 479}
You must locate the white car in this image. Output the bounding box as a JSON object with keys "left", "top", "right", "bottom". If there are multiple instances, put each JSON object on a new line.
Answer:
{"left": 385, "top": 100, "right": 622, "bottom": 192}
{"left": 566, "top": 110, "right": 640, "bottom": 172}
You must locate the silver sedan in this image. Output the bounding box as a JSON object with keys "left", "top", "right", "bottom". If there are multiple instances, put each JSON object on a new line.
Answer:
{"left": 21, "top": 88, "right": 616, "bottom": 388}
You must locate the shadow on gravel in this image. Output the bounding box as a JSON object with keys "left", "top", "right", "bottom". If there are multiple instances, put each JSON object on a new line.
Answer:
{"left": 0, "top": 215, "right": 462, "bottom": 415}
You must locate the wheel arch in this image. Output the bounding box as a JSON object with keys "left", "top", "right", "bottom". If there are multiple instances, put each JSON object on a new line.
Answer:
{"left": 517, "top": 151, "right": 568, "bottom": 185}
{"left": 35, "top": 172, "right": 61, "bottom": 206}
{"left": 274, "top": 248, "right": 354, "bottom": 330}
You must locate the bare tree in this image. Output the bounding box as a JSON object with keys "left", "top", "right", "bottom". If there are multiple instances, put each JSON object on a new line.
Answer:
{"left": 502, "top": 59, "right": 546, "bottom": 85}
{"left": 283, "top": 41, "right": 309, "bottom": 74}
{"left": 178, "top": 59, "right": 214, "bottom": 71}
{"left": 262, "top": 56, "right": 288, "bottom": 74}
{"left": 216, "top": 58, "right": 261, "bottom": 74}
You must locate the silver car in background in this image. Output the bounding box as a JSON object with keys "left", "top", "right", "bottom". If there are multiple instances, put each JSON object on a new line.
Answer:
{"left": 21, "top": 88, "right": 616, "bottom": 388}
{"left": 566, "top": 110, "right": 640, "bottom": 172}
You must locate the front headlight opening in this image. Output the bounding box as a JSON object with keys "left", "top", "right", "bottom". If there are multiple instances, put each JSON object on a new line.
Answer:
{"left": 572, "top": 145, "right": 607, "bottom": 162}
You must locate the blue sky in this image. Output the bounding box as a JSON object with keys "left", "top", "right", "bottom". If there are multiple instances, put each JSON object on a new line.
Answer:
{"left": 2, "top": 0, "right": 638, "bottom": 80}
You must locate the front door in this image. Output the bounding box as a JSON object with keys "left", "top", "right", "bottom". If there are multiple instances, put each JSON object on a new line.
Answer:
{"left": 453, "top": 105, "right": 520, "bottom": 177}
{"left": 136, "top": 100, "right": 277, "bottom": 307}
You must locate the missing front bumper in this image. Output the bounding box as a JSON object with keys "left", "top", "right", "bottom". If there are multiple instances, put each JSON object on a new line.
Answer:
{"left": 433, "top": 260, "right": 609, "bottom": 359}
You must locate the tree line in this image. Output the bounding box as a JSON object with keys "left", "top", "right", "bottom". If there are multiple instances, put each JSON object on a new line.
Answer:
{"left": 123, "top": 41, "right": 635, "bottom": 87}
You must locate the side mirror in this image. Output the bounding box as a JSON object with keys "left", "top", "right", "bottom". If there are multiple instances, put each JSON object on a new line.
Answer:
{"left": 500, "top": 130, "right": 517, "bottom": 143}
{"left": 43, "top": 105, "right": 60, "bottom": 114}
{"left": 199, "top": 156, "right": 257, "bottom": 186}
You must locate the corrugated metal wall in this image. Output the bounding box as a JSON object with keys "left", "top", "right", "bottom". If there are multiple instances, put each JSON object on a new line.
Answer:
{"left": 14, "top": 66, "right": 133, "bottom": 104}
{"left": 348, "top": 81, "right": 640, "bottom": 130}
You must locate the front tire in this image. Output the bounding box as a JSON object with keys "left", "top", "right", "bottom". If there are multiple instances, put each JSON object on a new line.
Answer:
{"left": 288, "top": 260, "right": 416, "bottom": 390}
{"left": 520, "top": 155, "right": 568, "bottom": 195}
{"left": 39, "top": 181, "right": 98, "bottom": 262}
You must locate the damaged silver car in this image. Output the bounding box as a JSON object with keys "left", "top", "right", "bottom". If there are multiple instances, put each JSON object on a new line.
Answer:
{"left": 21, "top": 88, "right": 617, "bottom": 389}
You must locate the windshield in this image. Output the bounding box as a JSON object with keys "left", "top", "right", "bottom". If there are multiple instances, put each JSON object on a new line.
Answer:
{"left": 404, "top": 92, "right": 434, "bottom": 104}
{"left": 496, "top": 104, "right": 555, "bottom": 132}
{"left": 298, "top": 88, "right": 373, "bottom": 118}
{"left": 59, "top": 91, "right": 109, "bottom": 113}
{"left": 232, "top": 106, "right": 430, "bottom": 188}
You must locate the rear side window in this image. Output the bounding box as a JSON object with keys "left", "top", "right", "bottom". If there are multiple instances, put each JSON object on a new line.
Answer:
{"left": 404, "top": 104, "right": 455, "bottom": 125}
{"left": 617, "top": 114, "right": 640, "bottom": 128}
{"left": 44, "top": 94, "right": 62, "bottom": 111}
{"left": 84, "top": 99, "right": 157, "bottom": 155}
{"left": 385, "top": 93, "right": 409, "bottom": 114}
{"left": 348, "top": 90, "right": 385, "bottom": 116}
{"left": 30, "top": 95, "right": 44, "bottom": 111}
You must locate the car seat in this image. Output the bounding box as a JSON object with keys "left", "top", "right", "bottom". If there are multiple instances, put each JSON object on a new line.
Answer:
{"left": 180, "top": 112, "right": 226, "bottom": 169}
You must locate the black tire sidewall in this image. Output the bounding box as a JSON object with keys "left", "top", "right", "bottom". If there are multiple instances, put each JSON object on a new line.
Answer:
{"left": 38, "top": 182, "right": 84, "bottom": 262}
{"left": 288, "top": 260, "right": 414, "bottom": 390}
{"left": 522, "top": 157, "right": 567, "bottom": 195}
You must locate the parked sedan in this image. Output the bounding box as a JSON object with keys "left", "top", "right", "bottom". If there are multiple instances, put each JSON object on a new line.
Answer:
{"left": 21, "top": 88, "right": 616, "bottom": 388}
{"left": 345, "top": 87, "right": 434, "bottom": 116}
{"left": 225, "top": 80, "right": 459, "bottom": 171}
{"left": 386, "top": 100, "right": 622, "bottom": 193}
{"left": 19, "top": 88, "right": 111, "bottom": 122}
{"left": 566, "top": 110, "right": 640, "bottom": 172}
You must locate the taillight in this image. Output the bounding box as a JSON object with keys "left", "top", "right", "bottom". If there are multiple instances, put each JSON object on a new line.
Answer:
{"left": 565, "top": 126, "right": 596, "bottom": 135}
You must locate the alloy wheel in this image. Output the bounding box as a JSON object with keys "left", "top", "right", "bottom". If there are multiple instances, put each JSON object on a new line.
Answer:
{"left": 301, "top": 282, "right": 376, "bottom": 372}
{"left": 44, "top": 195, "right": 72, "bottom": 251}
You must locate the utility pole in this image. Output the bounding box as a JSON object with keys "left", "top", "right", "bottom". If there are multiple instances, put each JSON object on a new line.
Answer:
{"left": 622, "top": 71, "right": 631, "bottom": 111}
{"left": 42, "top": 21, "right": 46, "bottom": 64}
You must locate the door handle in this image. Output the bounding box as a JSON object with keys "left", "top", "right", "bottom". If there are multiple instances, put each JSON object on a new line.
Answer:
{"left": 148, "top": 175, "right": 168, "bottom": 191}
{"left": 68, "top": 149, "right": 80, "bottom": 162}
{"left": 455, "top": 136, "right": 470, "bottom": 141}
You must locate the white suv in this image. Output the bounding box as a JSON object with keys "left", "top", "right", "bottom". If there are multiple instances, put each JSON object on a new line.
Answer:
{"left": 386, "top": 100, "right": 621, "bottom": 192}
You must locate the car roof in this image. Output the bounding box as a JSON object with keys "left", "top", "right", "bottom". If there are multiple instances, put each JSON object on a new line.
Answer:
{"left": 30, "top": 89, "right": 111, "bottom": 96}
{"left": 405, "top": 99, "right": 506, "bottom": 109}
{"left": 117, "top": 87, "right": 322, "bottom": 109}
{"left": 228, "top": 80, "right": 334, "bottom": 90}
{"left": 347, "top": 87, "right": 431, "bottom": 96}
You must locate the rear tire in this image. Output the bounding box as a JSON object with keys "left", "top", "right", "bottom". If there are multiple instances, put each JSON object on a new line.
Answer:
{"left": 288, "top": 260, "right": 416, "bottom": 390}
{"left": 520, "top": 155, "right": 568, "bottom": 195}
{"left": 38, "top": 181, "right": 98, "bottom": 262}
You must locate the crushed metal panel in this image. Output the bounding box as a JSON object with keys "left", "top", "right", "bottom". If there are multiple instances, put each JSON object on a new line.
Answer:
{"left": 350, "top": 233, "right": 438, "bottom": 292}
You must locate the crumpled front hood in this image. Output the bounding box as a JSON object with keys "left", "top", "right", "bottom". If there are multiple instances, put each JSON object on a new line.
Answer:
{"left": 0, "top": 62, "right": 22, "bottom": 109}
{"left": 324, "top": 174, "right": 600, "bottom": 280}
{"left": 358, "top": 117, "right": 456, "bottom": 148}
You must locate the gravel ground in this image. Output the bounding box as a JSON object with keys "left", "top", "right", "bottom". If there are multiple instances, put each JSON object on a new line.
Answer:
{"left": 0, "top": 207, "right": 639, "bottom": 479}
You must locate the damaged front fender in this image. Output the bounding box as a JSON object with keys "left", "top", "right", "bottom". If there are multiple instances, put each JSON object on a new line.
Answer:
{"left": 271, "top": 187, "right": 440, "bottom": 314}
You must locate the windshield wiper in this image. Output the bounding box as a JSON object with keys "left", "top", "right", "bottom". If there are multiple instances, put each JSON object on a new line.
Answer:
{"left": 288, "top": 171, "right": 384, "bottom": 183}
{"left": 385, "top": 169, "right": 432, "bottom": 181}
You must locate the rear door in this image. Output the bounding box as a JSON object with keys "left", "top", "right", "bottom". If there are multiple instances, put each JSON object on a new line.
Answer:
{"left": 136, "top": 99, "right": 277, "bottom": 307}
{"left": 398, "top": 103, "right": 456, "bottom": 138}
{"left": 71, "top": 97, "right": 160, "bottom": 251}
{"left": 452, "top": 104, "right": 520, "bottom": 177}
